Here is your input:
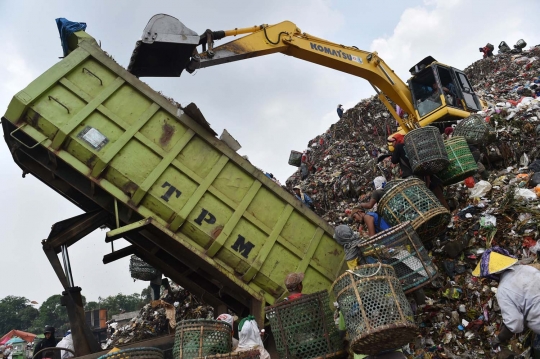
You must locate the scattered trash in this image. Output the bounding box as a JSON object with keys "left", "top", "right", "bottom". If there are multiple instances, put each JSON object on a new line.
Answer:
{"left": 286, "top": 43, "right": 540, "bottom": 358}
{"left": 105, "top": 283, "right": 213, "bottom": 349}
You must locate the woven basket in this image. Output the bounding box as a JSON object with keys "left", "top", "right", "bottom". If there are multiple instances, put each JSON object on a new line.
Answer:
{"left": 378, "top": 178, "right": 450, "bottom": 242}
{"left": 173, "top": 320, "right": 232, "bottom": 359}
{"left": 331, "top": 264, "right": 418, "bottom": 356}
{"left": 437, "top": 136, "right": 478, "bottom": 186}
{"left": 97, "top": 348, "right": 164, "bottom": 359}
{"left": 265, "top": 291, "right": 345, "bottom": 359}
{"left": 129, "top": 255, "right": 159, "bottom": 281}
{"left": 358, "top": 222, "right": 438, "bottom": 293}
{"left": 404, "top": 126, "right": 449, "bottom": 175}
{"left": 195, "top": 350, "right": 260, "bottom": 359}
{"left": 453, "top": 114, "right": 495, "bottom": 145}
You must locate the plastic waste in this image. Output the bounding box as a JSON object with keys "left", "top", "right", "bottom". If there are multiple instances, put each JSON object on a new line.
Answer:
{"left": 514, "top": 188, "right": 537, "bottom": 201}
{"left": 531, "top": 173, "right": 540, "bottom": 187}
{"left": 468, "top": 180, "right": 492, "bottom": 198}
{"left": 480, "top": 214, "right": 497, "bottom": 228}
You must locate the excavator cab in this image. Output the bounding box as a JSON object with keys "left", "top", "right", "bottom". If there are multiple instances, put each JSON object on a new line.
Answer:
{"left": 408, "top": 56, "right": 481, "bottom": 129}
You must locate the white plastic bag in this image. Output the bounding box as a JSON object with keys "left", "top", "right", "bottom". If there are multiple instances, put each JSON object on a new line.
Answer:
{"left": 520, "top": 153, "right": 530, "bottom": 167}
{"left": 480, "top": 214, "right": 497, "bottom": 228}
{"left": 514, "top": 188, "right": 537, "bottom": 201}
{"left": 469, "top": 180, "right": 492, "bottom": 198}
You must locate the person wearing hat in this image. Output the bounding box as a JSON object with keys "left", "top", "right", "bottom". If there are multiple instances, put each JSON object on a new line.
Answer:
{"left": 284, "top": 272, "right": 304, "bottom": 301}
{"left": 337, "top": 104, "right": 344, "bottom": 119}
{"left": 350, "top": 208, "right": 390, "bottom": 237}
{"left": 359, "top": 176, "right": 387, "bottom": 210}
{"left": 33, "top": 326, "right": 57, "bottom": 359}
{"left": 389, "top": 135, "right": 413, "bottom": 179}
{"left": 333, "top": 224, "right": 364, "bottom": 270}
{"left": 293, "top": 186, "right": 313, "bottom": 209}
{"left": 473, "top": 247, "right": 540, "bottom": 349}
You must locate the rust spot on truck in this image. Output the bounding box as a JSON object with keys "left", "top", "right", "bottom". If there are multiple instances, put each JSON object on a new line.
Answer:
{"left": 122, "top": 181, "right": 139, "bottom": 197}
{"left": 25, "top": 110, "right": 41, "bottom": 127}
{"left": 328, "top": 249, "right": 340, "bottom": 256}
{"left": 160, "top": 123, "right": 175, "bottom": 146}
{"left": 211, "top": 226, "right": 223, "bottom": 239}
{"left": 86, "top": 154, "right": 97, "bottom": 167}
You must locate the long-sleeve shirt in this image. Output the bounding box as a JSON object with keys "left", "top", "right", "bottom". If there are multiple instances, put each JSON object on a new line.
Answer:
{"left": 496, "top": 265, "right": 540, "bottom": 334}
{"left": 391, "top": 144, "right": 413, "bottom": 178}
{"left": 295, "top": 193, "right": 313, "bottom": 207}
{"left": 337, "top": 107, "right": 344, "bottom": 118}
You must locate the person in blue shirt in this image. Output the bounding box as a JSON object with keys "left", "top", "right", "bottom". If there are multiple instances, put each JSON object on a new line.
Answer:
{"left": 293, "top": 186, "right": 313, "bottom": 209}
{"left": 350, "top": 208, "right": 390, "bottom": 236}
{"left": 337, "top": 104, "right": 344, "bottom": 119}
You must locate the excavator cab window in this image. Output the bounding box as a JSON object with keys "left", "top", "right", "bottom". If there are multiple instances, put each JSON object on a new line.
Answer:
{"left": 436, "top": 66, "right": 461, "bottom": 108}
{"left": 409, "top": 67, "right": 444, "bottom": 117}
{"left": 452, "top": 70, "right": 482, "bottom": 111}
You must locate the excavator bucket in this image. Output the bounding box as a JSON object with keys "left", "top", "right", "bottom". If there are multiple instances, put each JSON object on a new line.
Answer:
{"left": 127, "top": 14, "right": 200, "bottom": 77}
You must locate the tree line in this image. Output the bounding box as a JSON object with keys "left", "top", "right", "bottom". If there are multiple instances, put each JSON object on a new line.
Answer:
{"left": 0, "top": 287, "right": 152, "bottom": 336}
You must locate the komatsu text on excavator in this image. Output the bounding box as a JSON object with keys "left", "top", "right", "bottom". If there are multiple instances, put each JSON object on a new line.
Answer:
{"left": 128, "top": 14, "right": 482, "bottom": 135}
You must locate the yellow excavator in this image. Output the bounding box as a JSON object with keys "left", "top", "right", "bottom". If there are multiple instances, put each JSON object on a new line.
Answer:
{"left": 128, "top": 14, "right": 482, "bottom": 138}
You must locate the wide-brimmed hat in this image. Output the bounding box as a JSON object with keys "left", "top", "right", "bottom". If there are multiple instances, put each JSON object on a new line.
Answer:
{"left": 472, "top": 250, "right": 517, "bottom": 277}
{"left": 285, "top": 272, "right": 304, "bottom": 291}
{"left": 293, "top": 186, "right": 301, "bottom": 190}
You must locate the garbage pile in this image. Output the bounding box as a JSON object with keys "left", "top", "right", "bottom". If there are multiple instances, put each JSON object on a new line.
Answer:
{"left": 285, "top": 96, "right": 397, "bottom": 224}
{"left": 287, "top": 45, "right": 540, "bottom": 357}
{"left": 105, "top": 283, "right": 213, "bottom": 348}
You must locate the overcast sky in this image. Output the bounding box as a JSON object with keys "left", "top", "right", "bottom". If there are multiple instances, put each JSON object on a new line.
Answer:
{"left": 0, "top": 0, "right": 538, "bottom": 307}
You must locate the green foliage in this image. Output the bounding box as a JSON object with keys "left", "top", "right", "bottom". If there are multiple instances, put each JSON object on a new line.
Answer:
{"left": 85, "top": 301, "right": 100, "bottom": 311}
{"left": 30, "top": 295, "right": 70, "bottom": 334}
{"left": 0, "top": 290, "right": 149, "bottom": 335}
{"left": 0, "top": 296, "right": 39, "bottom": 333}
{"left": 141, "top": 286, "right": 152, "bottom": 303}
{"left": 83, "top": 292, "right": 148, "bottom": 319}
{"left": 98, "top": 293, "right": 144, "bottom": 318}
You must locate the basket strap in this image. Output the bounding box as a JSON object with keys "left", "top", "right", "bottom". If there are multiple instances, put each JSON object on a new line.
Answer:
{"left": 346, "top": 262, "right": 382, "bottom": 278}
{"left": 447, "top": 144, "right": 464, "bottom": 172}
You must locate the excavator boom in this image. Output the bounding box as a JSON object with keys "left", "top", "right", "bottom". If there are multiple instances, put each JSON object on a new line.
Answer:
{"left": 128, "top": 14, "right": 478, "bottom": 134}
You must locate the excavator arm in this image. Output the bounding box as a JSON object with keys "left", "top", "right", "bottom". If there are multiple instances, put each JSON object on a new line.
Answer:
{"left": 128, "top": 15, "right": 421, "bottom": 132}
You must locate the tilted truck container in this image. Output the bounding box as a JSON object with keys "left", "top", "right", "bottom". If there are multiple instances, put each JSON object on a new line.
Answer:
{"left": 2, "top": 30, "right": 346, "bottom": 322}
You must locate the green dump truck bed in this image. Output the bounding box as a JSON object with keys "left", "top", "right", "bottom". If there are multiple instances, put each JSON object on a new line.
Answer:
{"left": 2, "top": 31, "right": 345, "bottom": 322}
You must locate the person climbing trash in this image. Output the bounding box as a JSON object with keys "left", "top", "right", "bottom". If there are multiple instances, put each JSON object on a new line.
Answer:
{"left": 479, "top": 43, "right": 494, "bottom": 58}
{"left": 284, "top": 272, "right": 304, "bottom": 301}
{"left": 293, "top": 186, "right": 313, "bottom": 209}
{"left": 350, "top": 208, "right": 390, "bottom": 236}
{"left": 389, "top": 135, "right": 412, "bottom": 179}
{"left": 337, "top": 104, "right": 344, "bottom": 119}
{"left": 472, "top": 247, "right": 540, "bottom": 351}
{"left": 359, "top": 176, "right": 387, "bottom": 210}
{"left": 333, "top": 224, "right": 364, "bottom": 269}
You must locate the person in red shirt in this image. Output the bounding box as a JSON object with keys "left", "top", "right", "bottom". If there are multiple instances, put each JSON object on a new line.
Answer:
{"left": 284, "top": 272, "right": 304, "bottom": 301}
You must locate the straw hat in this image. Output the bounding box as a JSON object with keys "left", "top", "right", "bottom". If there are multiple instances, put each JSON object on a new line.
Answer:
{"left": 472, "top": 252, "right": 518, "bottom": 277}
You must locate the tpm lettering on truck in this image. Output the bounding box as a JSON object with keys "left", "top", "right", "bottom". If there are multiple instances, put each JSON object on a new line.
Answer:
{"left": 193, "top": 208, "right": 255, "bottom": 259}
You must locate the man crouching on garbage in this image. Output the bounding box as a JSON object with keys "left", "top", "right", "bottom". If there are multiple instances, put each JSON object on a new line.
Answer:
{"left": 473, "top": 247, "right": 540, "bottom": 352}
